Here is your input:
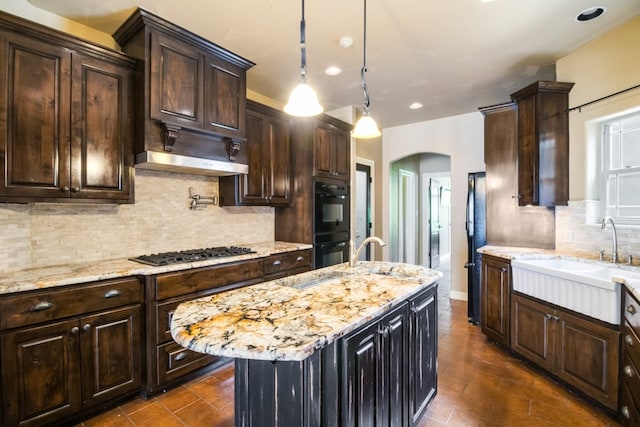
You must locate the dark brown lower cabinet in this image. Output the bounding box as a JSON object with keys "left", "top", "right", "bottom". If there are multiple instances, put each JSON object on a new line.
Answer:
{"left": 480, "top": 255, "right": 511, "bottom": 346}
{"left": 234, "top": 284, "right": 438, "bottom": 427}
{"left": 511, "top": 293, "right": 619, "bottom": 410}
{"left": 0, "top": 277, "right": 143, "bottom": 427}
{"left": 621, "top": 288, "right": 640, "bottom": 425}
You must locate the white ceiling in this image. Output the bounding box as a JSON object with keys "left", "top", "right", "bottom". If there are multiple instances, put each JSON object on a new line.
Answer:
{"left": 27, "top": 0, "right": 640, "bottom": 129}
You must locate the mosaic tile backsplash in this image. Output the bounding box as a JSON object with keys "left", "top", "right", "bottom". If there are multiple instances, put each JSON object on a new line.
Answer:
{"left": 0, "top": 170, "right": 274, "bottom": 273}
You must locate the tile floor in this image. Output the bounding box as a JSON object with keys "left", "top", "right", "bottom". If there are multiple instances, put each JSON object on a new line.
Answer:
{"left": 77, "top": 258, "right": 621, "bottom": 426}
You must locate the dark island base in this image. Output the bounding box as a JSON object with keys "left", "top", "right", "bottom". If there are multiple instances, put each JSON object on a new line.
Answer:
{"left": 234, "top": 284, "right": 439, "bottom": 427}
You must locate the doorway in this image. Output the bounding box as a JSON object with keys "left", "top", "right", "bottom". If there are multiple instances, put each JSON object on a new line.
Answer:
{"left": 355, "top": 162, "right": 372, "bottom": 261}
{"left": 398, "top": 169, "right": 417, "bottom": 264}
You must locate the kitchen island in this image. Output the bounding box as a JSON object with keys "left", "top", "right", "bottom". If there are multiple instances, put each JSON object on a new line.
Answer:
{"left": 171, "top": 261, "right": 441, "bottom": 427}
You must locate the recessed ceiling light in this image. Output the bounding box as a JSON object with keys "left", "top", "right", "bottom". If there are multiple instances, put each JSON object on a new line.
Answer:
{"left": 324, "top": 66, "right": 342, "bottom": 76}
{"left": 409, "top": 102, "right": 423, "bottom": 110}
{"left": 576, "top": 6, "right": 606, "bottom": 22}
{"left": 339, "top": 36, "right": 354, "bottom": 48}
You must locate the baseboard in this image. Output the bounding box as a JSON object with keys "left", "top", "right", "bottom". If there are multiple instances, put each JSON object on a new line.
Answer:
{"left": 449, "top": 290, "right": 468, "bottom": 301}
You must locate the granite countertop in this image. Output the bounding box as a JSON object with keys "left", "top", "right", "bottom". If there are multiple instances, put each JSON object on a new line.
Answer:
{"left": 170, "top": 261, "right": 442, "bottom": 362}
{"left": 478, "top": 245, "right": 640, "bottom": 302}
{"left": 0, "top": 241, "right": 312, "bottom": 295}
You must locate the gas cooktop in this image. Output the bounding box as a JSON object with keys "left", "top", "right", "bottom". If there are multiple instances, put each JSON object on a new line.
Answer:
{"left": 130, "top": 246, "right": 255, "bottom": 266}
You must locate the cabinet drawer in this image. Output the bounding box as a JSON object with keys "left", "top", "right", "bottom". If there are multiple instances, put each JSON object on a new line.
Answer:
{"left": 263, "top": 250, "right": 311, "bottom": 275}
{"left": 624, "top": 324, "right": 640, "bottom": 371}
{"left": 156, "top": 260, "right": 264, "bottom": 300}
{"left": 0, "top": 277, "right": 142, "bottom": 330}
{"left": 625, "top": 290, "right": 640, "bottom": 337}
{"left": 621, "top": 379, "right": 640, "bottom": 426}
{"left": 622, "top": 349, "right": 640, "bottom": 408}
{"left": 157, "top": 341, "right": 219, "bottom": 385}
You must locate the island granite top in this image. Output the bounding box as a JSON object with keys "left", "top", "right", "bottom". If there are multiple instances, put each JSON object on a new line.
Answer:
{"left": 0, "top": 241, "right": 312, "bottom": 295}
{"left": 171, "top": 261, "right": 442, "bottom": 362}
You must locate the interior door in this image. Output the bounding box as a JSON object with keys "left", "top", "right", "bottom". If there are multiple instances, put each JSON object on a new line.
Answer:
{"left": 355, "top": 163, "right": 372, "bottom": 261}
{"left": 429, "top": 179, "right": 441, "bottom": 268}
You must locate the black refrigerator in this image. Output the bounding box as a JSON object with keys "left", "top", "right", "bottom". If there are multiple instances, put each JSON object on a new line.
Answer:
{"left": 465, "top": 172, "right": 486, "bottom": 325}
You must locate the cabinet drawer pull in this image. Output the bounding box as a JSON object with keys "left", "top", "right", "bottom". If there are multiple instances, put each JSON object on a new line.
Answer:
{"left": 31, "top": 301, "right": 54, "bottom": 312}
{"left": 621, "top": 406, "right": 630, "bottom": 419}
{"left": 83, "top": 324, "right": 91, "bottom": 332}
{"left": 624, "top": 365, "right": 634, "bottom": 378}
{"left": 71, "top": 326, "right": 80, "bottom": 335}
{"left": 296, "top": 256, "right": 304, "bottom": 262}
{"left": 175, "top": 352, "right": 188, "bottom": 362}
{"left": 628, "top": 304, "right": 637, "bottom": 315}
{"left": 626, "top": 335, "right": 634, "bottom": 346}
{"left": 61, "top": 185, "right": 70, "bottom": 192}
{"left": 103, "top": 289, "right": 122, "bottom": 299}
{"left": 272, "top": 260, "right": 282, "bottom": 267}
{"left": 71, "top": 186, "right": 80, "bottom": 193}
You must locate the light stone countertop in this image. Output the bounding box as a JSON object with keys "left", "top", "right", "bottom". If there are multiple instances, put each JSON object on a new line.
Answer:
{"left": 478, "top": 245, "right": 640, "bottom": 302}
{"left": 0, "top": 241, "right": 312, "bottom": 295}
{"left": 170, "top": 261, "right": 442, "bottom": 362}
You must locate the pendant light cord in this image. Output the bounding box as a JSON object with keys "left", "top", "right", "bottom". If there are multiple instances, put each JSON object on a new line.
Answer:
{"left": 361, "top": 0, "right": 370, "bottom": 111}
{"left": 300, "top": 0, "right": 307, "bottom": 81}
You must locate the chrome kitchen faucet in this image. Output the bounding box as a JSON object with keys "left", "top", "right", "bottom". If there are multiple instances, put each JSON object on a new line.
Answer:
{"left": 601, "top": 216, "right": 619, "bottom": 263}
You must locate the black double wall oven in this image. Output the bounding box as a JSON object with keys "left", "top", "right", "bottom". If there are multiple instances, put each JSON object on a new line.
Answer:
{"left": 314, "top": 180, "right": 350, "bottom": 268}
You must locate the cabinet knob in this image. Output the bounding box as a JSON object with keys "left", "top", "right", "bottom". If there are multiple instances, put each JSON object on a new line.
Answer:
{"left": 296, "top": 256, "right": 304, "bottom": 262}
{"left": 70, "top": 326, "right": 80, "bottom": 335}
{"left": 83, "top": 324, "right": 91, "bottom": 332}
{"left": 272, "top": 260, "right": 282, "bottom": 267}
{"left": 71, "top": 187, "right": 80, "bottom": 193}
{"left": 61, "top": 185, "right": 70, "bottom": 192}
{"left": 626, "top": 335, "right": 634, "bottom": 346}
{"left": 621, "top": 406, "right": 630, "bottom": 419}
{"left": 628, "top": 305, "right": 637, "bottom": 315}
{"left": 624, "top": 365, "right": 634, "bottom": 378}
{"left": 175, "top": 352, "right": 188, "bottom": 362}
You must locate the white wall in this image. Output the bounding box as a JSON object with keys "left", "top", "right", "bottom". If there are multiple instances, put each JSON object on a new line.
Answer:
{"left": 382, "top": 112, "right": 485, "bottom": 299}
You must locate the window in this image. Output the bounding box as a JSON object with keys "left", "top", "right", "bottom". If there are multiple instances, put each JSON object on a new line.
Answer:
{"left": 602, "top": 112, "right": 640, "bottom": 224}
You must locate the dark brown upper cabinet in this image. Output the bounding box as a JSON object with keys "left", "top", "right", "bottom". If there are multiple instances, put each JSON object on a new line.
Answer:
{"left": 315, "top": 119, "right": 351, "bottom": 182}
{"left": 511, "top": 81, "right": 574, "bottom": 207}
{"left": 113, "top": 9, "right": 254, "bottom": 161}
{"left": 0, "top": 12, "right": 136, "bottom": 204}
{"left": 219, "top": 100, "right": 291, "bottom": 206}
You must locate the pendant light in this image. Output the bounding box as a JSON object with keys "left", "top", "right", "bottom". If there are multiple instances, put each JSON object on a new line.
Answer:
{"left": 352, "top": 0, "right": 381, "bottom": 139}
{"left": 284, "top": 0, "right": 323, "bottom": 117}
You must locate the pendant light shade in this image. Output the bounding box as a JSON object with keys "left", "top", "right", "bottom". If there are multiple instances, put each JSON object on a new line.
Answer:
{"left": 352, "top": 0, "right": 381, "bottom": 139}
{"left": 352, "top": 112, "right": 381, "bottom": 138}
{"left": 284, "top": 0, "right": 323, "bottom": 117}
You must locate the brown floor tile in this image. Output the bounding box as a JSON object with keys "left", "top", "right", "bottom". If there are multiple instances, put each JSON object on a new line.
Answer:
{"left": 126, "top": 402, "right": 186, "bottom": 427}
{"left": 174, "top": 399, "right": 234, "bottom": 427}
{"left": 155, "top": 386, "right": 201, "bottom": 412}
{"left": 82, "top": 407, "right": 135, "bottom": 427}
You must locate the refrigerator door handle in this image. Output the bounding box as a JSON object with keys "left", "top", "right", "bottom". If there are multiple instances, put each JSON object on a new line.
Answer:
{"left": 464, "top": 262, "right": 475, "bottom": 268}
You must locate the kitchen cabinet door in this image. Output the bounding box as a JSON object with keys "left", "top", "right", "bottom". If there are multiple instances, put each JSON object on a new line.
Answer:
{"left": 149, "top": 31, "right": 204, "bottom": 129}
{"left": 80, "top": 305, "right": 143, "bottom": 407}
{"left": 408, "top": 285, "right": 438, "bottom": 426}
{"left": 0, "top": 31, "right": 72, "bottom": 200}
{"left": 510, "top": 293, "right": 555, "bottom": 371}
{"left": 219, "top": 101, "right": 291, "bottom": 206}
{"left": 71, "top": 52, "right": 134, "bottom": 202}
{"left": 314, "top": 120, "right": 350, "bottom": 181}
{"left": 204, "top": 54, "right": 246, "bottom": 140}
{"left": 480, "top": 255, "right": 511, "bottom": 346}
{"left": 1, "top": 319, "right": 81, "bottom": 427}
{"left": 511, "top": 81, "right": 574, "bottom": 206}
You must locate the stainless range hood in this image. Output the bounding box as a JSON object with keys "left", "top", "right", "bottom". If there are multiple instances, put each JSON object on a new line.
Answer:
{"left": 135, "top": 151, "right": 248, "bottom": 177}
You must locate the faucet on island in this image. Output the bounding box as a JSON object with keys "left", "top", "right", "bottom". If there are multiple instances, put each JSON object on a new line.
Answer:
{"left": 601, "top": 216, "right": 619, "bottom": 264}
{"left": 349, "top": 236, "right": 386, "bottom": 267}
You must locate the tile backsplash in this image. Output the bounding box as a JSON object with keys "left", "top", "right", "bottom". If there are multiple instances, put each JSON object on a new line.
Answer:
{"left": 556, "top": 200, "right": 640, "bottom": 262}
{"left": 0, "top": 170, "right": 274, "bottom": 273}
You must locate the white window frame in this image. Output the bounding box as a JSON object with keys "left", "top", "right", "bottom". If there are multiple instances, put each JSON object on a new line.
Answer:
{"left": 601, "top": 111, "right": 640, "bottom": 225}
